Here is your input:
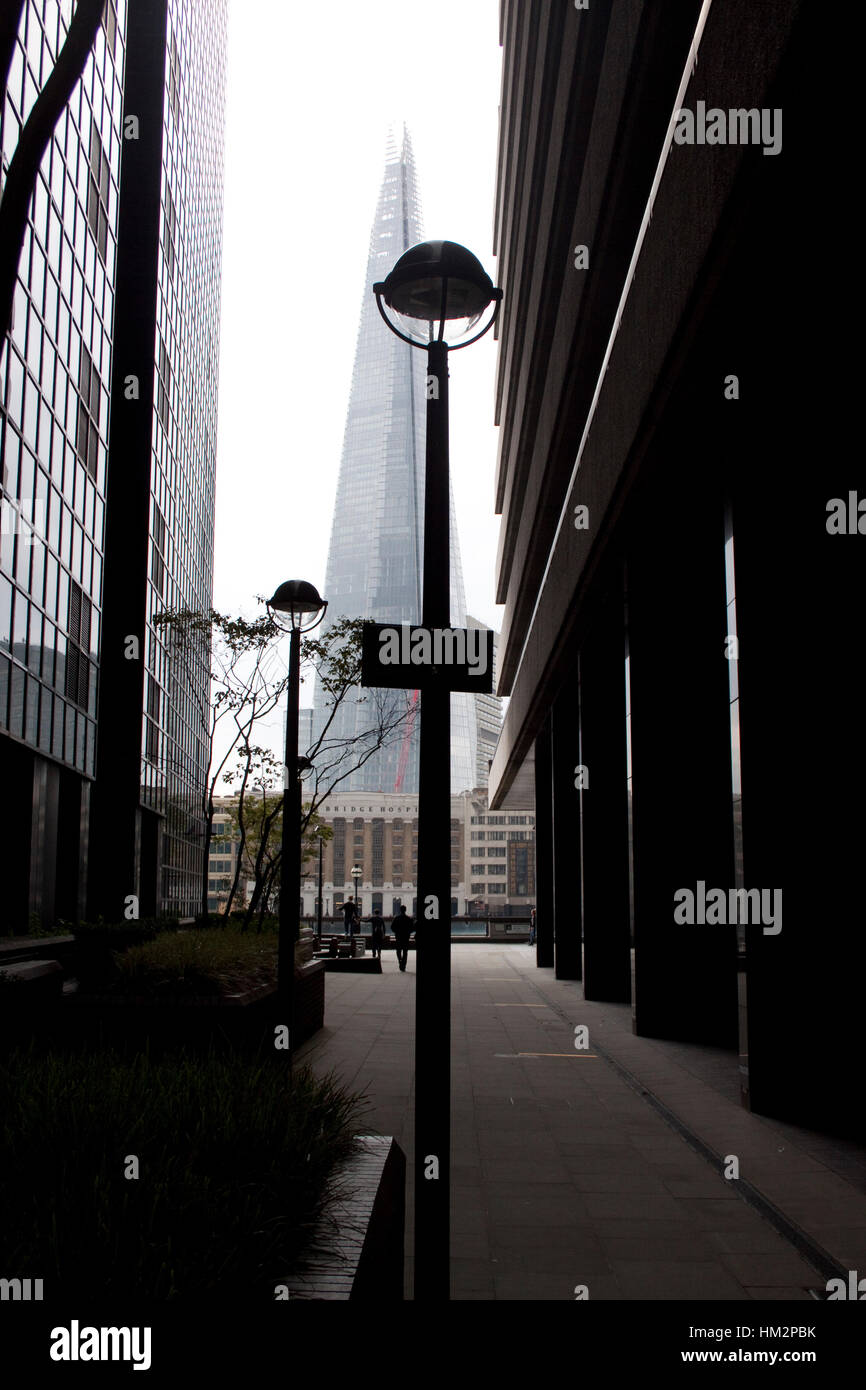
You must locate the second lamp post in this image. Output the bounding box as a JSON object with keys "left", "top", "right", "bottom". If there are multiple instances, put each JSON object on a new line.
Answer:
{"left": 266, "top": 580, "right": 327, "bottom": 1054}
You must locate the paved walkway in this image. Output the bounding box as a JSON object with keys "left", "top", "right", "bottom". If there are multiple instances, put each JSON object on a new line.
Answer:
{"left": 297, "top": 944, "right": 866, "bottom": 1300}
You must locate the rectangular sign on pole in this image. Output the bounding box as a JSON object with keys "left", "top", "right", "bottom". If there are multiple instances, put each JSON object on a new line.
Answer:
{"left": 360, "top": 621, "right": 494, "bottom": 694}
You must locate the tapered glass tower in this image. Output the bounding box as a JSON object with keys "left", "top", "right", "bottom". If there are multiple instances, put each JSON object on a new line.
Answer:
{"left": 313, "top": 126, "right": 476, "bottom": 794}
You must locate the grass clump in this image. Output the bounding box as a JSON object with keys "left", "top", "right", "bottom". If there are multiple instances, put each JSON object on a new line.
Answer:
{"left": 0, "top": 1046, "right": 368, "bottom": 1299}
{"left": 110, "top": 925, "right": 279, "bottom": 997}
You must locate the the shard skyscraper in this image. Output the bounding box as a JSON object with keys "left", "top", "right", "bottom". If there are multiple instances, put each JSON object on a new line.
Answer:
{"left": 313, "top": 127, "right": 476, "bottom": 795}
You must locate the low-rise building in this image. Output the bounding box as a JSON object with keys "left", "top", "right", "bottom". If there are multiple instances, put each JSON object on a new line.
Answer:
{"left": 301, "top": 787, "right": 535, "bottom": 921}
{"left": 206, "top": 796, "right": 243, "bottom": 913}
{"left": 461, "top": 788, "right": 535, "bottom": 919}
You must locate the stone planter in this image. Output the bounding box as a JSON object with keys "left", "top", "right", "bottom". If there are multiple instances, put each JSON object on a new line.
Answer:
{"left": 292, "top": 959, "right": 326, "bottom": 1042}
{"left": 0, "top": 960, "right": 326, "bottom": 1057}
{"left": 280, "top": 1136, "right": 405, "bottom": 1300}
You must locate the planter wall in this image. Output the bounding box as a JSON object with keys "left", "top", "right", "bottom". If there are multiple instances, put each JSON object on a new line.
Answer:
{"left": 293, "top": 960, "right": 325, "bottom": 1043}
{"left": 0, "top": 960, "right": 326, "bottom": 1057}
{"left": 281, "top": 1136, "right": 405, "bottom": 1300}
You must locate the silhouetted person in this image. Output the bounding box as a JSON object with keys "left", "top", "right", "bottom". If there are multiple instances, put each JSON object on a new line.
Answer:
{"left": 392, "top": 906, "right": 413, "bottom": 971}
{"left": 370, "top": 910, "right": 386, "bottom": 960}
{"left": 342, "top": 897, "right": 358, "bottom": 937}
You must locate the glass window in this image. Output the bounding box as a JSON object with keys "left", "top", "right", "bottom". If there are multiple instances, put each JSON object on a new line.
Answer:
{"left": 0, "top": 575, "right": 12, "bottom": 650}
{"left": 51, "top": 694, "right": 64, "bottom": 759}
{"left": 25, "top": 673, "right": 39, "bottom": 741}
{"left": 44, "top": 553, "right": 58, "bottom": 619}
{"left": 4, "top": 425, "right": 21, "bottom": 495}
{"left": 6, "top": 350, "right": 24, "bottom": 428}
{"left": 76, "top": 341, "right": 100, "bottom": 479}
{"left": 8, "top": 664, "right": 25, "bottom": 738}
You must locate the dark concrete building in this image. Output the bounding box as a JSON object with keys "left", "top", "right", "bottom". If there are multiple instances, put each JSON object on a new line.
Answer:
{"left": 1, "top": 0, "right": 226, "bottom": 929}
{"left": 488, "top": 1, "right": 860, "bottom": 1137}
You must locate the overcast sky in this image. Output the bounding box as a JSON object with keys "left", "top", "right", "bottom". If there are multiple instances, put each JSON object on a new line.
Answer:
{"left": 214, "top": 0, "right": 505, "bottom": 716}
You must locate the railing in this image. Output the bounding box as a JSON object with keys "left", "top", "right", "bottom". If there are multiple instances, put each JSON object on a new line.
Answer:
{"left": 302, "top": 915, "right": 532, "bottom": 941}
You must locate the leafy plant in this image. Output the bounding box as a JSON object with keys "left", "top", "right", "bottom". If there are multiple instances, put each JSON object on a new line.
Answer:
{"left": 0, "top": 1046, "right": 369, "bottom": 1299}
{"left": 110, "top": 925, "right": 278, "bottom": 997}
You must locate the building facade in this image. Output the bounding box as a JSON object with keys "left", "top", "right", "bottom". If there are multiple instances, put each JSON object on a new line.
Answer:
{"left": 488, "top": 1, "right": 859, "bottom": 1137}
{"left": 0, "top": 0, "right": 226, "bottom": 929}
{"left": 312, "top": 126, "right": 477, "bottom": 797}
{"left": 300, "top": 787, "right": 535, "bottom": 921}
{"left": 206, "top": 796, "right": 240, "bottom": 913}
{"left": 462, "top": 788, "right": 535, "bottom": 919}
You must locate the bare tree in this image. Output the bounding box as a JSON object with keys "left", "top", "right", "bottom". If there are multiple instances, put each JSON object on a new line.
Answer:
{"left": 153, "top": 608, "right": 289, "bottom": 923}
{"left": 224, "top": 615, "right": 414, "bottom": 928}
{"left": 154, "top": 607, "right": 413, "bottom": 926}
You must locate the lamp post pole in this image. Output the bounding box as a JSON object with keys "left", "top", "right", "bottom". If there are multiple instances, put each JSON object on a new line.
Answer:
{"left": 414, "top": 336, "right": 452, "bottom": 1301}
{"left": 352, "top": 864, "right": 362, "bottom": 941}
{"left": 278, "top": 622, "right": 301, "bottom": 1033}
{"left": 267, "top": 580, "right": 327, "bottom": 1058}
{"left": 316, "top": 832, "right": 324, "bottom": 939}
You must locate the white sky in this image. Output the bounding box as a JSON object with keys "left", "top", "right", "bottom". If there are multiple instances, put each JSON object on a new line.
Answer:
{"left": 214, "top": 0, "right": 506, "bottom": 718}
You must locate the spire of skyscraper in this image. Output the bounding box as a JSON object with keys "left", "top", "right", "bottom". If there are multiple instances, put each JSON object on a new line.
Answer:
{"left": 313, "top": 129, "right": 476, "bottom": 794}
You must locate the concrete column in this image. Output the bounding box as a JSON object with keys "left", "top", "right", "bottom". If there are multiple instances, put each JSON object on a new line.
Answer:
{"left": 729, "top": 360, "right": 865, "bottom": 1135}
{"left": 88, "top": 0, "right": 168, "bottom": 922}
{"left": 2, "top": 738, "right": 33, "bottom": 931}
{"left": 579, "top": 589, "right": 631, "bottom": 1003}
{"left": 626, "top": 481, "right": 737, "bottom": 1047}
{"left": 56, "top": 768, "right": 89, "bottom": 923}
{"left": 551, "top": 669, "right": 582, "bottom": 980}
{"left": 533, "top": 716, "right": 554, "bottom": 968}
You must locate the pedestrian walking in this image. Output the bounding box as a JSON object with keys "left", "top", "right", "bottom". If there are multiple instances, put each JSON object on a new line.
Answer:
{"left": 391, "top": 905, "right": 413, "bottom": 971}
{"left": 370, "top": 910, "right": 386, "bottom": 960}
{"left": 528, "top": 906, "right": 537, "bottom": 946}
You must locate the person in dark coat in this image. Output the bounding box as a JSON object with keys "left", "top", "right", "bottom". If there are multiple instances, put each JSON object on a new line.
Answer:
{"left": 370, "top": 910, "right": 386, "bottom": 960}
{"left": 391, "top": 906, "right": 413, "bottom": 971}
{"left": 342, "top": 897, "right": 359, "bottom": 937}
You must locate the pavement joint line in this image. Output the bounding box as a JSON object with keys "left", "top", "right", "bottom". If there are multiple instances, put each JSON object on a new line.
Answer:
{"left": 519, "top": 1051, "right": 598, "bottom": 1058}
{"left": 491, "top": 1052, "right": 599, "bottom": 1058}
{"left": 519, "top": 964, "right": 850, "bottom": 1288}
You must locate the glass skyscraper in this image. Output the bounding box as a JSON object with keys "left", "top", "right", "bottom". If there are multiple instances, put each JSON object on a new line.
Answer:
{"left": 467, "top": 615, "right": 503, "bottom": 790}
{"left": 0, "top": 0, "right": 226, "bottom": 927}
{"left": 313, "top": 126, "right": 476, "bottom": 795}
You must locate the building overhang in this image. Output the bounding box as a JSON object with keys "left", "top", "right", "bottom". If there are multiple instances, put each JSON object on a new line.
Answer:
{"left": 488, "top": 0, "right": 795, "bottom": 812}
{"left": 488, "top": 737, "right": 534, "bottom": 811}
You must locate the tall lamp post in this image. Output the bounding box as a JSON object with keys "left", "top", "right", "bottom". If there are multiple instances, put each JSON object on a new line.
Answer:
{"left": 296, "top": 754, "right": 313, "bottom": 928}
{"left": 373, "top": 241, "right": 502, "bottom": 1301}
{"left": 266, "top": 581, "right": 327, "bottom": 1053}
{"left": 315, "top": 827, "right": 325, "bottom": 940}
